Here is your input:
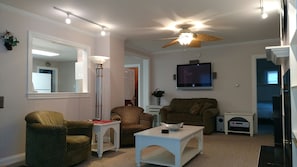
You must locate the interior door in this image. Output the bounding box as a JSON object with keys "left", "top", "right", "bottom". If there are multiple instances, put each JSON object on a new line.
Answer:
{"left": 124, "top": 67, "right": 138, "bottom": 106}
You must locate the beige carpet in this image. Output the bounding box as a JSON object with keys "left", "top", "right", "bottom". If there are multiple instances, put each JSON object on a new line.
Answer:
{"left": 75, "top": 133, "right": 274, "bottom": 167}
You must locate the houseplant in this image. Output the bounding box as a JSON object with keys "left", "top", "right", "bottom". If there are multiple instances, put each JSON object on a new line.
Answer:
{"left": 152, "top": 88, "right": 165, "bottom": 105}
{"left": 1, "top": 31, "right": 19, "bottom": 50}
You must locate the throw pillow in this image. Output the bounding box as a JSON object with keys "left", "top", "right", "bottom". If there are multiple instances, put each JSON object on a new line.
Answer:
{"left": 200, "top": 102, "right": 214, "bottom": 112}
{"left": 190, "top": 103, "right": 203, "bottom": 115}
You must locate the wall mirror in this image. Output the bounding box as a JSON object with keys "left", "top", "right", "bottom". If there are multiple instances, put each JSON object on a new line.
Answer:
{"left": 27, "top": 32, "right": 89, "bottom": 99}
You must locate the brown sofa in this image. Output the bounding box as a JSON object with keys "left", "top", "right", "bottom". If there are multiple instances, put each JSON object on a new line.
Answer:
{"left": 111, "top": 106, "right": 153, "bottom": 146}
{"left": 160, "top": 98, "right": 219, "bottom": 134}
{"left": 25, "top": 111, "right": 93, "bottom": 167}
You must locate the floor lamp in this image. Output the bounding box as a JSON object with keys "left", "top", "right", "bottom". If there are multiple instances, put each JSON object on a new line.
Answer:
{"left": 91, "top": 56, "right": 109, "bottom": 120}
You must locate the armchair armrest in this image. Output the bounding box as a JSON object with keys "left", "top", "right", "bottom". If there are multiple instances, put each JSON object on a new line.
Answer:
{"left": 66, "top": 120, "right": 93, "bottom": 138}
{"left": 140, "top": 113, "right": 153, "bottom": 127}
{"left": 111, "top": 113, "right": 121, "bottom": 121}
{"left": 26, "top": 123, "right": 67, "bottom": 164}
{"left": 27, "top": 123, "right": 67, "bottom": 135}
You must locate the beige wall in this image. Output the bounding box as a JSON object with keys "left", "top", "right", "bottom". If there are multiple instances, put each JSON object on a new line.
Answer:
{"left": 0, "top": 3, "right": 125, "bottom": 162}
{"left": 0, "top": 1, "right": 281, "bottom": 165}
{"left": 151, "top": 40, "right": 279, "bottom": 114}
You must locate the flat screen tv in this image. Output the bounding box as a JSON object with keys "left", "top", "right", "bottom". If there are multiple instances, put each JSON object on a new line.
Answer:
{"left": 176, "top": 63, "right": 213, "bottom": 90}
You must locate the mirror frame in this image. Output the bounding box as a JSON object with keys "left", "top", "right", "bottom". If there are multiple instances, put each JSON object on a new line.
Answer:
{"left": 27, "top": 31, "right": 90, "bottom": 99}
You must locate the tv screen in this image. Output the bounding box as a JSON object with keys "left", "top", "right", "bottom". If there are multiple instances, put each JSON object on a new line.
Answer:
{"left": 176, "top": 63, "right": 213, "bottom": 90}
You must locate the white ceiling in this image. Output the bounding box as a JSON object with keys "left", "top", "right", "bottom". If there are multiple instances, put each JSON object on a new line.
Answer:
{"left": 0, "top": 0, "right": 281, "bottom": 54}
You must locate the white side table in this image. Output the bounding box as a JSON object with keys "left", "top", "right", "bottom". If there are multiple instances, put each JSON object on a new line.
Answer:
{"left": 146, "top": 105, "right": 162, "bottom": 127}
{"left": 224, "top": 112, "right": 255, "bottom": 136}
{"left": 91, "top": 120, "right": 120, "bottom": 158}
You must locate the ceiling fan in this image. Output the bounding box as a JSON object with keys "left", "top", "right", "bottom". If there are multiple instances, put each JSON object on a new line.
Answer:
{"left": 162, "top": 23, "right": 222, "bottom": 48}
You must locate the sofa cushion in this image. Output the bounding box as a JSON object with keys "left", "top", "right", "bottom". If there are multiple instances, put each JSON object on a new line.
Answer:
{"left": 200, "top": 102, "right": 215, "bottom": 112}
{"left": 166, "top": 113, "right": 203, "bottom": 124}
{"left": 170, "top": 98, "right": 196, "bottom": 113}
{"left": 190, "top": 103, "right": 203, "bottom": 115}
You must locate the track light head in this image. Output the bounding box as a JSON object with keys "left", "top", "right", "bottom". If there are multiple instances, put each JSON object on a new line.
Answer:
{"left": 259, "top": 0, "right": 268, "bottom": 19}
{"left": 100, "top": 27, "right": 106, "bottom": 36}
{"left": 260, "top": 7, "right": 268, "bottom": 19}
{"left": 65, "top": 13, "right": 71, "bottom": 24}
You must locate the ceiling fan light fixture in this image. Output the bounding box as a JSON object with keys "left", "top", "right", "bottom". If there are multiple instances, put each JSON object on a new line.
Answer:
{"left": 178, "top": 32, "right": 193, "bottom": 45}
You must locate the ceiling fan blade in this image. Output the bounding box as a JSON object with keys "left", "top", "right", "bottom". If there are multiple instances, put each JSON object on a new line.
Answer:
{"left": 162, "top": 39, "right": 179, "bottom": 48}
{"left": 188, "top": 39, "right": 201, "bottom": 47}
{"left": 194, "top": 33, "right": 222, "bottom": 41}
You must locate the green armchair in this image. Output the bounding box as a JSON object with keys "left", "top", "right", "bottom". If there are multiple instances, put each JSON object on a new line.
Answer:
{"left": 25, "top": 111, "right": 93, "bottom": 167}
{"left": 111, "top": 106, "right": 153, "bottom": 147}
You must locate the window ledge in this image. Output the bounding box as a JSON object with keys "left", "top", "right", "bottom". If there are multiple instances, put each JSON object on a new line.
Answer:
{"left": 27, "top": 92, "right": 90, "bottom": 99}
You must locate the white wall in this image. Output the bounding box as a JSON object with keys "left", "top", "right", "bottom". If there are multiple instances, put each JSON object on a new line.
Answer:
{"left": 0, "top": 3, "right": 125, "bottom": 163}
{"left": 151, "top": 40, "right": 279, "bottom": 115}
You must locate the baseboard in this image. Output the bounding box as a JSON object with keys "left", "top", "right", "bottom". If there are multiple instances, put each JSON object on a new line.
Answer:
{"left": 0, "top": 153, "right": 25, "bottom": 166}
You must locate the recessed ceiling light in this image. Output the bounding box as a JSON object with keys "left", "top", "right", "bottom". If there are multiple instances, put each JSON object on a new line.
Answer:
{"left": 32, "top": 49, "right": 59, "bottom": 56}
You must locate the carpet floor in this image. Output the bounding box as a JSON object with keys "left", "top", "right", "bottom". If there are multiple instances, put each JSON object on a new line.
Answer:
{"left": 74, "top": 132, "right": 274, "bottom": 167}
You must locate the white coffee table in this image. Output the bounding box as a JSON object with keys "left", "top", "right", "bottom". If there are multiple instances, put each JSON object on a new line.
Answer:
{"left": 134, "top": 125, "right": 204, "bottom": 167}
{"left": 91, "top": 120, "right": 120, "bottom": 158}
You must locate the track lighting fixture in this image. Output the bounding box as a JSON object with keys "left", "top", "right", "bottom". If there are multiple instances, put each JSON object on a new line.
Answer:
{"left": 260, "top": 0, "right": 268, "bottom": 19}
{"left": 54, "top": 6, "right": 109, "bottom": 36}
{"left": 100, "top": 27, "right": 106, "bottom": 36}
{"left": 65, "top": 13, "right": 71, "bottom": 24}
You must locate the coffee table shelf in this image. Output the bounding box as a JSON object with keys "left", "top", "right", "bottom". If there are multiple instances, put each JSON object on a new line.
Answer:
{"left": 142, "top": 145, "right": 198, "bottom": 166}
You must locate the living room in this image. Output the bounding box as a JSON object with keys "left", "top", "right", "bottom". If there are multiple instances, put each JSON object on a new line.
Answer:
{"left": 1, "top": 0, "right": 297, "bottom": 167}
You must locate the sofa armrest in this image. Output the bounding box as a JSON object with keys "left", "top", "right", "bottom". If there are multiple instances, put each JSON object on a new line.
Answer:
{"left": 201, "top": 108, "right": 219, "bottom": 118}
{"left": 201, "top": 108, "right": 219, "bottom": 134}
{"left": 27, "top": 123, "right": 67, "bottom": 134}
{"left": 140, "top": 113, "right": 153, "bottom": 127}
{"left": 66, "top": 121, "right": 93, "bottom": 138}
{"left": 160, "top": 106, "right": 172, "bottom": 122}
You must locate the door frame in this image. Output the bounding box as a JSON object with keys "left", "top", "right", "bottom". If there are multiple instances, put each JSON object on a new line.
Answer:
{"left": 252, "top": 54, "right": 266, "bottom": 134}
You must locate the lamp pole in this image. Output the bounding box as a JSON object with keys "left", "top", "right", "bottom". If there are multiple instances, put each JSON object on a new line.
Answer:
{"left": 91, "top": 55, "right": 109, "bottom": 120}
{"left": 95, "top": 63, "right": 103, "bottom": 120}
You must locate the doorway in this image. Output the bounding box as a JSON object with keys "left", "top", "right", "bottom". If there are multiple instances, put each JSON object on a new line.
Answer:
{"left": 124, "top": 66, "right": 139, "bottom": 106}
{"left": 37, "top": 66, "right": 58, "bottom": 92}
{"left": 256, "top": 58, "right": 281, "bottom": 134}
